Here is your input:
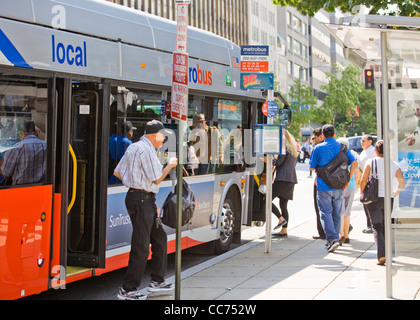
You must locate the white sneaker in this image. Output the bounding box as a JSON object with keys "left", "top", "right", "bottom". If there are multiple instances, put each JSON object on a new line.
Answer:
{"left": 117, "top": 287, "right": 147, "bottom": 300}
{"left": 148, "top": 281, "right": 174, "bottom": 294}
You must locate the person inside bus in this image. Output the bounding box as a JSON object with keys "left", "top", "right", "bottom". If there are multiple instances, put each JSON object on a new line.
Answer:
{"left": 189, "top": 113, "right": 222, "bottom": 175}
{"left": 108, "top": 122, "right": 119, "bottom": 184}
{"left": 114, "top": 119, "right": 177, "bottom": 300}
{"left": 22, "top": 97, "right": 46, "bottom": 140}
{"left": 272, "top": 129, "right": 299, "bottom": 237}
{"left": 0, "top": 120, "right": 47, "bottom": 185}
{"left": 117, "top": 121, "right": 136, "bottom": 160}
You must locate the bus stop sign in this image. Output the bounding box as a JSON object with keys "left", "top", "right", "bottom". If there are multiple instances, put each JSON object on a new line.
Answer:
{"left": 262, "top": 101, "right": 278, "bottom": 117}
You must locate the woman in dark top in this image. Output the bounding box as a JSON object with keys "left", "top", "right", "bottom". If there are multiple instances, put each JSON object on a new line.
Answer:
{"left": 272, "top": 130, "right": 299, "bottom": 237}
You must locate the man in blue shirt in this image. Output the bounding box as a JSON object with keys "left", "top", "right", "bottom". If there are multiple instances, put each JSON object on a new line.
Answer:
{"left": 117, "top": 121, "right": 136, "bottom": 160}
{"left": 309, "top": 124, "right": 358, "bottom": 252}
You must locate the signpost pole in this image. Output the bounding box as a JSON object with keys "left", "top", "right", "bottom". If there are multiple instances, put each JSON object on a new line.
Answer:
{"left": 173, "top": 0, "right": 190, "bottom": 301}
{"left": 240, "top": 44, "right": 276, "bottom": 254}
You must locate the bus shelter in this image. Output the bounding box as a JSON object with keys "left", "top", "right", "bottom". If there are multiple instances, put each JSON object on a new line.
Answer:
{"left": 323, "top": 15, "right": 420, "bottom": 298}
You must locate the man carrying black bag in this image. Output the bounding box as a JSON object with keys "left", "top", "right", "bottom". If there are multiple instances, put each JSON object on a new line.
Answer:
{"left": 114, "top": 120, "right": 177, "bottom": 300}
{"left": 309, "top": 124, "right": 358, "bottom": 253}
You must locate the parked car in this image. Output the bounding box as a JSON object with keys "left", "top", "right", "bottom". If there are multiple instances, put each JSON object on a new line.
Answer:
{"left": 347, "top": 135, "right": 377, "bottom": 154}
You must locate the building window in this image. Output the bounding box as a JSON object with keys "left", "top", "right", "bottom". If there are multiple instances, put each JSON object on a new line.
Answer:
{"left": 288, "top": 60, "right": 293, "bottom": 75}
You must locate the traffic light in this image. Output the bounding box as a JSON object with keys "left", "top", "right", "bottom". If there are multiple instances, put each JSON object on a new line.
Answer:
{"left": 364, "top": 69, "right": 374, "bottom": 90}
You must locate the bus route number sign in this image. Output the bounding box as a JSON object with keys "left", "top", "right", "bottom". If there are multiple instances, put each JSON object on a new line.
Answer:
{"left": 171, "top": 52, "right": 189, "bottom": 121}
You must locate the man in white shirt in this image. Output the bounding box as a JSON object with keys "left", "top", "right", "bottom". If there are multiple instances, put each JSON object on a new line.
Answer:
{"left": 359, "top": 135, "right": 376, "bottom": 233}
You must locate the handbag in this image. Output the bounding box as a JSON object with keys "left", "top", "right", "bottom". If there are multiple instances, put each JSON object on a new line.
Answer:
{"left": 161, "top": 179, "right": 197, "bottom": 229}
{"left": 258, "top": 164, "right": 276, "bottom": 194}
{"left": 360, "top": 159, "right": 379, "bottom": 205}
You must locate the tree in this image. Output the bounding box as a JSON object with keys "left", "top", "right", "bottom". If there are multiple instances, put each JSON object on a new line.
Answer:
{"left": 276, "top": 79, "right": 317, "bottom": 138}
{"left": 313, "top": 64, "right": 363, "bottom": 128}
{"left": 272, "top": 0, "right": 419, "bottom": 17}
{"left": 353, "top": 89, "right": 377, "bottom": 135}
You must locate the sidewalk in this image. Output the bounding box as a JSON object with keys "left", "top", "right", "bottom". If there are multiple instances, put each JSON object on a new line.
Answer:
{"left": 150, "top": 203, "right": 420, "bottom": 300}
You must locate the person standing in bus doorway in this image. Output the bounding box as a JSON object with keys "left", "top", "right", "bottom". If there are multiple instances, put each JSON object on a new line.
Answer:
{"left": 189, "top": 113, "right": 222, "bottom": 174}
{"left": 117, "top": 121, "right": 136, "bottom": 160}
{"left": 272, "top": 130, "right": 299, "bottom": 237}
{"left": 114, "top": 120, "right": 177, "bottom": 300}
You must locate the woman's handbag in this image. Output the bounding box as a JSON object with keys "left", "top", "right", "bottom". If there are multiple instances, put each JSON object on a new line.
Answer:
{"left": 258, "top": 165, "right": 276, "bottom": 194}
{"left": 360, "top": 159, "right": 379, "bottom": 205}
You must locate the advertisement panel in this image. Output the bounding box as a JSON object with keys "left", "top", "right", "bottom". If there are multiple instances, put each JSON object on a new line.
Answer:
{"left": 106, "top": 180, "right": 215, "bottom": 252}
{"left": 388, "top": 84, "right": 420, "bottom": 217}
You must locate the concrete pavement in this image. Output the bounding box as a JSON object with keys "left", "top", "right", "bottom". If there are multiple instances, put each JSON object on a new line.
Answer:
{"left": 148, "top": 169, "right": 420, "bottom": 300}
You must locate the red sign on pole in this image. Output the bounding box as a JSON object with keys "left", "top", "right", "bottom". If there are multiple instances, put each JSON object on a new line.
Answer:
{"left": 175, "top": 4, "right": 189, "bottom": 53}
{"left": 171, "top": 52, "right": 189, "bottom": 121}
{"left": 240, "top": 60, "right": 269, "bottom": 72}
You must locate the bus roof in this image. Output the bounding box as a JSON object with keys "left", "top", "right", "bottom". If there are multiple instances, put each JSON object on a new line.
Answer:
{"left": 0, "top": 0, "right": 234, "bottom": 66}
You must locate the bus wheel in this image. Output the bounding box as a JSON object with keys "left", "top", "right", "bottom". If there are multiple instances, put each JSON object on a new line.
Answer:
{"left": 214, "top": 193, "right": 236, "bottom": 254}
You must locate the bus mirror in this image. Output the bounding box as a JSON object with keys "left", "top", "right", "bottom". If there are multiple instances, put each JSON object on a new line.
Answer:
{"left": 279, "top": 108, "right": 292, "bottom": 127}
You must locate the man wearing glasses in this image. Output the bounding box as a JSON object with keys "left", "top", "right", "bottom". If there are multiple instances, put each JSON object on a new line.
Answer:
{"left": 359, "top": 135, "right": 376, "bottom": 234}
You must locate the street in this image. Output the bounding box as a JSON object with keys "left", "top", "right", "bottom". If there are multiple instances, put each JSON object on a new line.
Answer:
{"left": 25, "top": 162, "right": 315, "bottom": 300}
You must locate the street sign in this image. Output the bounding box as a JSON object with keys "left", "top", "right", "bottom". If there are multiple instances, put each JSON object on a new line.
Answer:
{"left": 240, "top": 45, "right": 270, "bottom": 72}
{"left": 240, "top": 60, "right": 269, "bottom": 72}
{"left": 262, "top": 100, "right": 279, "bottom": 117}
{"left": 240, "top": 72, "right": 274, "bottom": 90}
{"left": 241, "top": 45, "right": 269, "bottom": 56}
{"left": 171, "top": 52, "right": 189, "bottom": 121}
{"left": 175, "top": 3, "right": 189, "bottom": 53}
{"left": 160, "top": 100, "right": 171, "bottom": 116}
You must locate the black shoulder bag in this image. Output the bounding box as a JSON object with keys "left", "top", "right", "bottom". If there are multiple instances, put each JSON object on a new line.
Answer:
{"left": 360, "top": 159, "right": 379, "bottom": 205}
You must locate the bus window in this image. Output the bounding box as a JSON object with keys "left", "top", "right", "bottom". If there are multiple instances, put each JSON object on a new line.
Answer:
{"left": 108, "top": 86, "right": 164, "bottom": 185}
{"left": 0, "top": 76, "right": 48, "bottom": 187}
{"left": 186, "top": 96, "right": 244, "bottom": 175}
{"left": 216, "top": 99, "right": 244, "bottom": 172}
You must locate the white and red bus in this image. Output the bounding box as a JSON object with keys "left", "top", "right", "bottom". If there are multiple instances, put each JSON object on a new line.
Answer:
{"left": 0, "top": 0, "right": 274, "bottom": 299}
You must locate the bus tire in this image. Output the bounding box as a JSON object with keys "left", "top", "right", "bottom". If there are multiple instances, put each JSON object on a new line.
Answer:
{"left": 214, "top": 192, "right": 237, "bottom": 255}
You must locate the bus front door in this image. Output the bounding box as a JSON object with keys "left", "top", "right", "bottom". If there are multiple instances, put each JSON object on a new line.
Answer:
{"left": 66, "top": 82, "right": 107, "bottom": 269}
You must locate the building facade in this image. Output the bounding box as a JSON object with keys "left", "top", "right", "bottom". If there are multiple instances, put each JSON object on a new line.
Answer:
{"left": 106, "top": 0, "right": 249, "bottom": 47}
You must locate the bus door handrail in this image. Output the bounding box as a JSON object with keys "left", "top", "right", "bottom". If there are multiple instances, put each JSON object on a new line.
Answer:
{"left": 68, "top": 144, "right": 77, "bottom": 214}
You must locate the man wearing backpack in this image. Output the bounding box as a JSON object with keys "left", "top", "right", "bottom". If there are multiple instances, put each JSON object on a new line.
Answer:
{"left": 309, "top": 124, "right": 358, "bottom": 253}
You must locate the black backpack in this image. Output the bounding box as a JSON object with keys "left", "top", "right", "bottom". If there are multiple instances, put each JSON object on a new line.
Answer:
{"left": 316, "top": 143, "right": 350, "bottom": 190}
{"left": 161, "top": 179, "right": 196, "bottom": 229}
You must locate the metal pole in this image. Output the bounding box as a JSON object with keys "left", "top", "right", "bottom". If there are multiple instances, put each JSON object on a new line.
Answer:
{"left": 175, "top": 119, "right": 184, "bottom": 300}
{"left": 381, "top": 30, "right": 393, "bottom": 298}
{"left": 174, "top": 0, "right": 190, "bottom": 301}
{"left": 265, "top": 91, "right": 274, "bottom": 253}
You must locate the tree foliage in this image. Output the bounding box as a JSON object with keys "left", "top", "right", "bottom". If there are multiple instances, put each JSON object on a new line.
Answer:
{"left": 272, "top": 0, "right": 420, "bottom": 17}
{"left": 276, "top": 79, "right": 317, "bottom": 138}
{"left": 313, "top": 64, "right": 363, "bottom": 127}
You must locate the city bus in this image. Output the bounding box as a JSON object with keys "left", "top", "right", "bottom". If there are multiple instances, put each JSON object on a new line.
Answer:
{"left": 0, "top": 0, "right": 272, "bottom": 299}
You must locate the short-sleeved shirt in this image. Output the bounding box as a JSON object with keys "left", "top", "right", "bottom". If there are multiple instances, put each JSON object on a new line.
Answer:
{"left": 365, "top": 157, "right": 400, "bottom": 198}
{"left": 309, "top": 138, "right": 357, "bottom": 191}
{"left": 114, "top": 137, "right": 163, "bottom": 193}
{"left": 117, "top": 134, "right": 132, "bottom": 159}
{"left": 1, "top": 135, "right": 47, "bottom": 185}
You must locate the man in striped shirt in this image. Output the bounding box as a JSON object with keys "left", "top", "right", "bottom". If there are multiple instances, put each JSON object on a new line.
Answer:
{"left": 0, "top": 120, "right": 46, "bottom": 185}
{"left": 114, "top": 120, "right": 177, "bottom": 300}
